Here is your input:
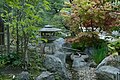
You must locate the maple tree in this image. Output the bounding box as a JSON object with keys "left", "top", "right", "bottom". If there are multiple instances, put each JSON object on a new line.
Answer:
{"left": 64, "top": 0, "right": 120, "bottom": 35}
{"left": 63, "top": 0, "right": 120, "bottom": 52}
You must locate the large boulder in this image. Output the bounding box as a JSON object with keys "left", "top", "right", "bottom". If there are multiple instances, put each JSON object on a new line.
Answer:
{"left": 96, "top": 55, "right": 120, "bottom": 80}
{"left": 81, "top": 55, "right": 89, "bottom": 61}
{"left": 54, "top": 51, "right": 66, "bottom": 65}
{"left": 43, "top": 55, "right": 69, "bottom": 80}
{"left": 17, "top": 71, "right": 29, "bottom": 80}
{"left": 36, "top": 71, "right": 55, "bottom": 80}
{"left": 88, "top": 60, "right": 97, "bottom": 68}
{"left": 96, "top": 55, "right": 120, "bottom": 69}
{"left": 71, "top": 54, "right": 83, "bottom": 61}
{"left": 53, "top": 38, "right": 65, "bottom": 51}
{"left": 96, "top": 66, "right": 120, "bottom": 80}
{"left": 71, "top": 55, "right": 87, "bottom": 70}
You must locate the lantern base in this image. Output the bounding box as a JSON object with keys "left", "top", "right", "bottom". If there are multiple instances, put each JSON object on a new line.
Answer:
{"left": 40, "top": 43, "right": 56, "bottom": 54}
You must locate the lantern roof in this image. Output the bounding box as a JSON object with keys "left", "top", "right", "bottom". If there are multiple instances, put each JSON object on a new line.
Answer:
{"left": 39, "top": 25, "right": 61, "bottom": 32}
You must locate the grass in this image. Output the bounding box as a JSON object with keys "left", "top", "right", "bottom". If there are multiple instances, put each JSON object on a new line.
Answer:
{"left": 92, "top": 47, "right": 108, "bottom": 64}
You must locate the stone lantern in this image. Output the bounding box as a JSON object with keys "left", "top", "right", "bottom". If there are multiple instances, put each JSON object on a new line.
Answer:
{"left": 39, "top": 25, "right": 61, "bottom": 54}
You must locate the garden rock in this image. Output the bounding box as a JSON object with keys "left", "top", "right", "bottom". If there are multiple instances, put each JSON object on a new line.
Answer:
{"left": 62, "top": 43, "right": 72, "bottom": 52}
{"left": 89, "top": 61, "right": 97, "bottom": 68}
{"left": 54, "top": 51, "right": 66, "bottom": 65}
{"left": 66, "top": 52, "right": 72, "bottom": 56}
{"left": 96, "top": 55, "right": 120, "bottom": 80}
{"left": 53, "top": 38, "right": 65, "bottom": 51}
{"left": 36, "top": 71, "right": 55, "bottom": 80}
{"left": 84, "top": 47, "right": 94, "bottom": 55}
{"left": 18, "top": 71, "right": 29, "bottom": 80}
{"left": 72, "top": 60, "right": 87, "bottom": 70}
{"left": 43, "top": 55, "right": 69, "bottom": 80}
{"left": 96, "top": 55, "right": 120, "bottom": 69}
{"left": 71, "top": 54, "right": 84, "bottom": 61}
{"left": 81, "top": 55, "right": 89, "bottom": 61}
{"left": 95, "top": 66, "right": 120, "bottom": 80}
{"left": 72, "top": 55, "right": 87, "bottom": 70}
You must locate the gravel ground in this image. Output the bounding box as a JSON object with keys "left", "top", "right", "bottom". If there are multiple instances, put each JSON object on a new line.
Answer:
{"left": 69, "top": 67, "right": 97, "bottom": 80}
{"left": 78, "top": 67, "right": 97, "bottom": 80}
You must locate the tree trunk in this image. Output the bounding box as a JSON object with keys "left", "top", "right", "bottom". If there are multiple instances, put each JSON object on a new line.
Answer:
{"left": 7, "top": 25, "right": 10, "bottom": 54}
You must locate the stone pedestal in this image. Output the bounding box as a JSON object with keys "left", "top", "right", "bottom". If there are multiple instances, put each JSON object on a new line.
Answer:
{"left": 40, "top": 43, "right": 56, "bottom": 54}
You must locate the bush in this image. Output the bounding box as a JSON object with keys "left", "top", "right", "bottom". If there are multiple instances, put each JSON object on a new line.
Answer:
{"left": 71, "top": 32, "right": 108, "bottom": 51}
{"left": 0, "top": 74, "right": 13, "bottom": 80}
{"left": 0, "top": 52, "right": 22, "bottom": 67}
{"left": 108, "top": 40, "right": 120, "bottom": 55}
{"left": 72, "top": 42, "right": 86, "bottom": 51}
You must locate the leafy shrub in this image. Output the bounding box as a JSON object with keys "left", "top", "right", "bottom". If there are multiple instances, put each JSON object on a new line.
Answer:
{"left": 0, "top": 54, "right": 6, "bottom": 68}
{"left": 71, "top": 32, "right": 108, "bottom": 51}
{"left": 28, "top": 52, "right": 44, "bottom": 78}
{"left": 0, "top": 52, "right": 22, "bottom": 67}
{"left": 0, "top": 74, "right": 13, "bottom": 80}
{"left": 72, "top": 42, "right": 86, "bottom": 52}
{"left": 108, "top": 40, "right": 120, "bottom": 55}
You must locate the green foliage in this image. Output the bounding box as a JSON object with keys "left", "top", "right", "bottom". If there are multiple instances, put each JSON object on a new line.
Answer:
{"left": 2, "top": 0, "right": 65, "bottom": 48}
{"left": 71, "top": 32, "right": 108, "bottom": 51}
{"left": 0, "top": 52, "right": 22, "bottom": 67}
{"left": 72, "top": 38, "right": 108, "bottom": 51}
{"left": 34, "top": 0, "right": 64, "bottom": 26}
{"left": 0, "top": 74, "right": 13, "bottom": 80}
{"left": 63, "top": 0, "right": 120, "bottom": 35}
{"left": 0, "top": 0, "right": 4, "bottom": 11}
{"left": 28, "top": 52, "right": 44, "bottom": 79}
{"left": 108, "top": 40, "right": 120, "bottom": 55}
{"left": 47, "top": 0, "right": 64, "bottom": 14}
{"left": 0, "top": 1, "right": 65, "bottom": 78}
{"left": 112, "top": 1, "right": 120, "bottom": 10}
{"left": 0, "top": 54, "right": 6, "bottom": 68}
{"left": 54, "top": 72, "right": 63, "bottom": 80}
{"left": 92, "top": 47, "right": 108, "bottom": 64}
{"left": 50, "top": 14, "right": 64, "bottom": 28}
{"left": 111, "top": 27, "right": 120, "bottom": 33}
{"left": 72, "top": 42, "right": 86, "bottom": 52}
